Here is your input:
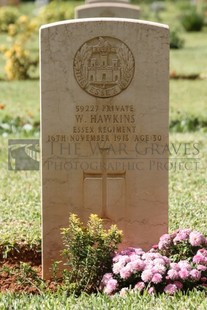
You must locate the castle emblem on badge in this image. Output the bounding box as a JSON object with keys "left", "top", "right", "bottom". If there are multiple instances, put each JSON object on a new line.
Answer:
{"left": 73, "top": 36, "right": 135, "bottom": 98}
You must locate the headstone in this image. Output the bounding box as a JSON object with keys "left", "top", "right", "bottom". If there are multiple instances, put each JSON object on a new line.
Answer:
{"left": 40, "top": 18, "right": 169, "bottom": 279}
{"left": 75, "top": 1, "right": 140, "bottom": 19}
{"left": 0, "top": 0, "right": 19, "bottom": 5}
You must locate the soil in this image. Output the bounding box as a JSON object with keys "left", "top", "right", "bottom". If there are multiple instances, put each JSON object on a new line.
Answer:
{"left": 0, "top": 244, "right": 53, "bottom": 294}
{"left": 0, "top": 262, "right": 42, "bottom": 294}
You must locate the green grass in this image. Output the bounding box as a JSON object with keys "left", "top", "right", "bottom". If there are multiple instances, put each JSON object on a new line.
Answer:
{"left": 170, "top": 31, "right": 207, "bottom": 75}
{"left": 141, "top": 1, "right": 207, "bottom": 75}
{"left": 0, "top": 0, "right": 207, "bottom": 307}
{"left": 170, "top": 79, "right": 207, "bottom": 123}
{"left": 0, "top": 80, "right": 39, "bottom": 120}
{"left": 169, "top": 133, "right": 207, "bottom": 233}
{"left": 0, "top": 289, "right": 207, "bottom": 309}
{"left": 0, "top": 137, "right": 40, "bottom": 247}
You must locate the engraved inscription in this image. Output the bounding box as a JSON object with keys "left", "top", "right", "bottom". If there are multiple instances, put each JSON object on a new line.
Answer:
{"left": 72, "top": 103, "right": 136, "bottom": 143}
{"left": 73, "top": 37, "right": 135, "bottom": 98}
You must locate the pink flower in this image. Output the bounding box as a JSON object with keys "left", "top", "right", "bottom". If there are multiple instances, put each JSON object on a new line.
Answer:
{"left": 197, "top": 249, "right": 207, "bottom": 257}
{"left": 143, "top": 253, "right": 159, "bottom": 261}
{"left": 193, "top": 254, "right": 204, "bottom": 264}
{"left": 167, "top": 269, "right": 179, "bottom": 280}
{"left": 160, "top": 234, "right": 171, "bottom": 241}
{"left": 153, "top": 258, "right": 166, "bottom": 265}
{"left": 134, "top": 248, "right": 145, "bottom": 255}
{"left": 148, "top": 286, "right": 155, "bottom": 295}
{"left": 119, "top": 248, "right": 136, "bottom": 256}
{"left": 100, "top": 273, "right": 113, "bottom": 286}
{"left": 194, "top": 249, "right": 207, "bottom": 266}
{"left": 173, "top": 231, "right": 190, "bottom": 244}
{"left": 201, "top": 277, "right": 207, "bottom": 282}
{"left": 174, "top": 281, "right": 183, "bottom": 290}
{"left": 178, "top": 260, "right": 191, "bottom": 271}
{"left": 189, "top": 231, "right": 205, "bottom": 247}
{"left": 190, "top": 269, "right": 201, "bottom": 281}
{"left": 134, "top": 281, "right": 145, "bottom": 291}
{"left": 120, "top": 287, "right": 129, "bottom": 297}
{"left": 178, "top": 268, "right": 190, "bottom": 280}
{"left": 152, "top": 264, "right": 166, "bottom": 275}
{"left": 113, "top": 254, "right": 122, "bottom": 263}
{"left": 129, "top": 259, "right": 145, "bottom": 272}
{"left": 151, "top": 273, "right": 162, "bottom": 284}
{"left": 104, "top": 278, "right": 118, "bottom": 295}
{"left": 141, "top": 269, "right": 153, "bottom": 282}
{"left": 119, "top": 255, "right": 131, "bottom": 264}
{"left": 162, "top": 256, "right": 171, "bottom": 265}
{"left": 158, "top": 234, "right": 172, "bottom": 250}
{"left": 170, "top": 263, "right": 180, "bottom": 271}
{"left": 113, "top": 261, "right": 125, "bottom": 274}
{"left": 120, "top": 265, "right": 132, "bottom": 279}
{"left": 129, "top": 254, "right": 139, "bottom": 261}
{"left": 197, "top": 265, "right": 207, "bottom": 271}
{"left": 164, "top": 283, "right": 178, "bottom": 295}
{"left": 180, "top": 228, "right": 192, "bottom": 235}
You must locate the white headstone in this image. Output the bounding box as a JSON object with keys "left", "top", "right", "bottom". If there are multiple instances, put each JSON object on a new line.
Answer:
{"left": 40, "top": 18, "right": 169, "bottom": 279}
{"left": 75, "top": 1, "right": 140, "bottom": 19}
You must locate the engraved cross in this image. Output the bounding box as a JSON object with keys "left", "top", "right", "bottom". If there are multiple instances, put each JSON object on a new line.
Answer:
{"left": 83, "top": 147, "right": 126, "bottom": 219}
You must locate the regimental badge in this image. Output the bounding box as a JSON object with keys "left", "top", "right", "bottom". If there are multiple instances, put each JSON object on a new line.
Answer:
{"left": 73, "top": 36, "right": 135, "bottom": 98}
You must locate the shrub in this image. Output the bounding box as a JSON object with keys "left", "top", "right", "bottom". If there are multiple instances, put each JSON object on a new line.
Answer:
{"left": 170, "top": 28, "right": 184, "bottom": 49}
{"left": 38, "top": 2, "right": 74, "bottom": 25}
{"left": 8, "top": 15, "right": 38, "bottom": 44}
{"left": 61, "top": 214, "right": 122, "bottom": 295}
{"left": 181, "top": 10, "right": 204, "bottom": 32}
{"left": 0, "top": 44, "right": 38, "bottom": 80}
{"left": 0, "top": 114, "right": 39, "bottom": 135}
{"left": 170, "top": 115, "right": 207, "bottom": 133}
{"left": 0, "top": 6, "right": 19, "bottom": 32}
{"left": 0, "top": 13, "right": 38, "bottom": 80}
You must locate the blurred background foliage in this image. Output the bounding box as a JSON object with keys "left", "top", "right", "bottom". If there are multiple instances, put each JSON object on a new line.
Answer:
{"left": 0, "top": 0, "right": 206, "bottom": 134}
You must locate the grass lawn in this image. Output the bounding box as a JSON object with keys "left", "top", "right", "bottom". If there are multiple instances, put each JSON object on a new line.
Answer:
{"left": 0, "top": 80, "right": 39, "bottom": 120}
{"left": 170, "top": 31, "right": 207, "bottom": 76}
{"left": 0, "top": 289, "right": 207, "bottom": 309}
{"left": 170, "top": 79, "right": 207, "bottom": 121}
{"left": 0, "top": 0, "right": 207, "bottom": 307}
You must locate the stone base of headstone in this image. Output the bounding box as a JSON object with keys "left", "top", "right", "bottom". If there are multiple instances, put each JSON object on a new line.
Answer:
{"left": 75, "top": 2, "right": 140, "bottom": 19}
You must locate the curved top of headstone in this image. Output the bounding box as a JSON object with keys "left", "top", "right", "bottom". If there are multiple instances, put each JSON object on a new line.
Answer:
{"left": 41, "top": 17, "right": 168, "bottom": 31}
{"left": 75, "top": 2, "right": 140, "bottom": 19}
{"left": 86, "top": 0, "right": 129, "bottom": 3}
